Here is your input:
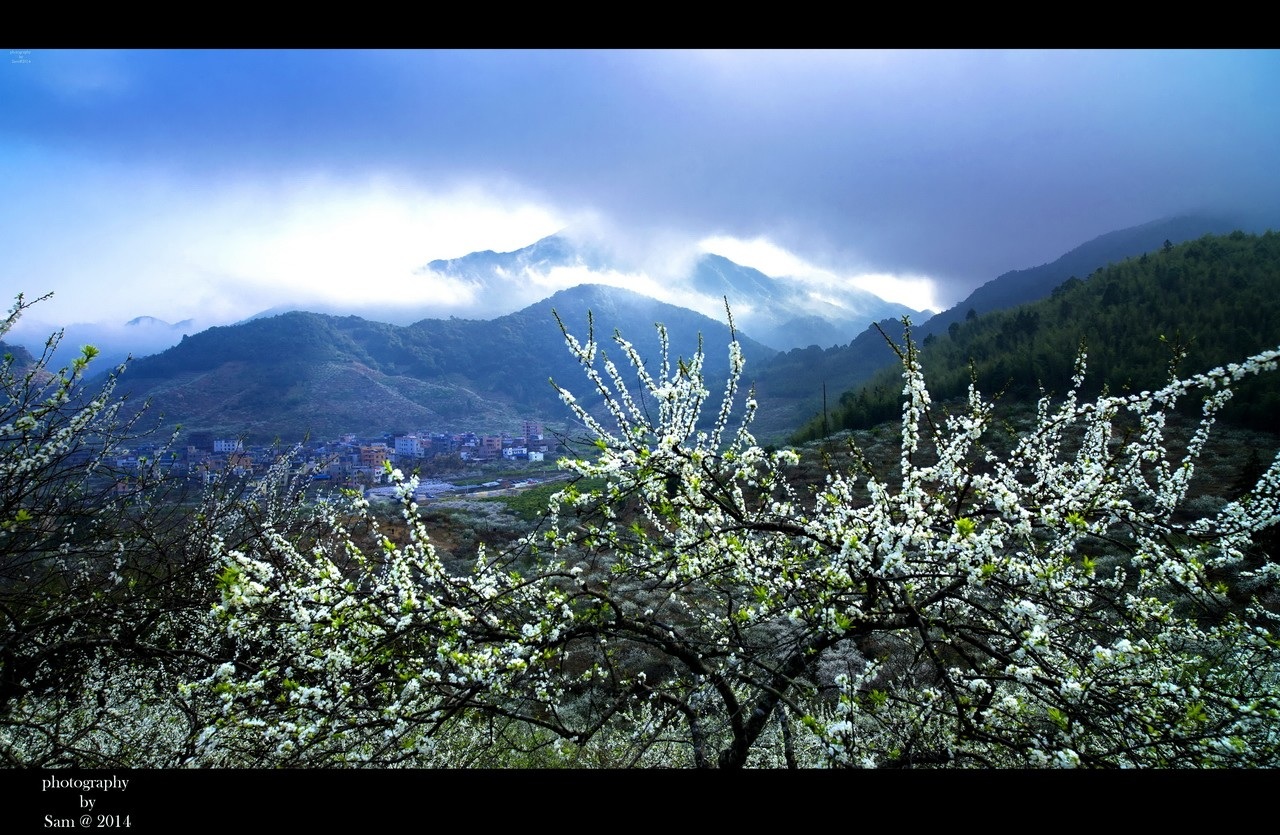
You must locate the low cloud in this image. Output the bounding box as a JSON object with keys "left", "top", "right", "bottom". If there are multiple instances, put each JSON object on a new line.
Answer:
{"left": 700, "top": 235, "right": 941, "bottom": 312}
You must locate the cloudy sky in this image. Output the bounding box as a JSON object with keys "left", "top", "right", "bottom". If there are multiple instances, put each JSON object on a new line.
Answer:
{"left": 4, "top": 49, "right": 1278, "bottom": 346}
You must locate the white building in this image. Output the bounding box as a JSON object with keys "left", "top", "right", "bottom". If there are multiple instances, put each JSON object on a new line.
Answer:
{"left": 395, "top": 434, "right": 430, "bottom": 458}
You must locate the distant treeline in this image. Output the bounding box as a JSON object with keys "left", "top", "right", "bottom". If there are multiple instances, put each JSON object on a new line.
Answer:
{"left": 793, "top": 230, "right": 1280, "bottom": 442}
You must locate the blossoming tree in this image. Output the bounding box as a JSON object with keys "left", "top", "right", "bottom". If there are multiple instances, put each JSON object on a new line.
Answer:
{"left": 0, "top": 293, "right": 229, "bottom": 765}
{"left": 194, "top": 308, "right": 1280, "bottom": 768}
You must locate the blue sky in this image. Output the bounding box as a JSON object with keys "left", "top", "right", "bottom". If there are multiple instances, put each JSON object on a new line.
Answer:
{"left": 3, "top": 49, "right": 1278, "bottom": 346}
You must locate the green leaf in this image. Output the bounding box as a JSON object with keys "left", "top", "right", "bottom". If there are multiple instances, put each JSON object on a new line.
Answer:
{"left": 215, "top": 565, "right": 240, "bottom": 592}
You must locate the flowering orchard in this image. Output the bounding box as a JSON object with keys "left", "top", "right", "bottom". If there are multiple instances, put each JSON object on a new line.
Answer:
{"left": 188, "top": 307, "right": 1280, "bottom": 768}
{"left": 0, "top": 293, "right": 227, "bottom": 766}
{"left": 3, "top": 292, "right": 1280, "bottom": 767}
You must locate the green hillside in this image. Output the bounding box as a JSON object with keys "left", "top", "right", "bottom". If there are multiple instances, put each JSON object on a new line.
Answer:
{"left": 794, "top": 230, "right": 1280, "bottom": 442}
{"left": 106, "top": 285, "right": 775, "bottom": 442}
{"left": 747, "top": 215, "right": 1246, "bottom": 443}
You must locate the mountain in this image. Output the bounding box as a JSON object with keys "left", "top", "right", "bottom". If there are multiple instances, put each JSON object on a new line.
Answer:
{"left": 424, "top": 233, "right": 606, "bottom": 283}
{"left": 911, "top": 214, "right": 1251, "bottom": 339}
{"left": 8, "top": 316, "right": 201, "bottom": 375}
{"left": 420, "top": 233, "right": 921, "bottom": 351}
{"left": 790, "top": 229, "right": 1280, "bottom": 442}
{"left": 60, "top": 214, "right": 1278, "bottom": 446}
{"left": 105, "top": 285, "right": 776, "bottom": 443}
{"left": 1, "top": 340, "right": 37, "bottom": 367}
{"left": 687, "top": 254, "right": 918, "bottom": 350}
{"left": 1, "top": 341, "right": 41, "bottom": 383}
{"left": 745, "top": 215, "right": 1265, "bottom": 442}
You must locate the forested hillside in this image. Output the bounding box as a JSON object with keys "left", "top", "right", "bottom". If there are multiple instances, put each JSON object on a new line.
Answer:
{"left": 795, "top": 231, "right": 1280, "bottom": 442}
{"left": 748, "top": 215, "right": 1245, "bottom": 443}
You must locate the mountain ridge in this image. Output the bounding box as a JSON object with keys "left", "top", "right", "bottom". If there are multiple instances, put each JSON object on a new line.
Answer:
{"left": 420, "top": 233, "right": 921, "bottom": 351}
{"left": 789, "top": 228, "right": 1280, "bottom": 442}
{"left": 60, "top": 213, "right": 1277, "bottom": 446}
{"left": 743, "top": 214, "right": 1264, "bottom": 441}
{"left": 107, "top": 284, "right": 776, "bottom": 443}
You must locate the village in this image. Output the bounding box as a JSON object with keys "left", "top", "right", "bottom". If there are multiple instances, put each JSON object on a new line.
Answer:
{"left": 95, "top": 419, "right": 571, "bottom": 503}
